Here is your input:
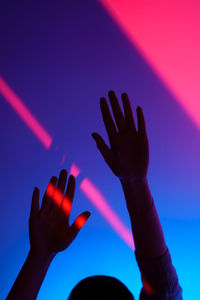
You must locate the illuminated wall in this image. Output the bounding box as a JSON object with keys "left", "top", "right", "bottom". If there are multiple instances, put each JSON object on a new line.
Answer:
{"left": 1, "top": 1, "right": 200, "bottom": 299}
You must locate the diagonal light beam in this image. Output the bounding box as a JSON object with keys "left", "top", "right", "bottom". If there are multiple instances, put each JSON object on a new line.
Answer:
{"left": 0, "top": 77, "right": 53, "bottom": 149}
{"left": 100, "top": 0, "right": 200, "bottom": 129}
{"left": 80, "top": 177, "right": 135, "bottom": 250}
{"left": 0, "top": 76, "right": 133, "bottom": 250}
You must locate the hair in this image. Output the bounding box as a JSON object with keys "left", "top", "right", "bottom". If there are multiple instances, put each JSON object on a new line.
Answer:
{"left": 68, "top": 275, "right": 134, "bottom": 300}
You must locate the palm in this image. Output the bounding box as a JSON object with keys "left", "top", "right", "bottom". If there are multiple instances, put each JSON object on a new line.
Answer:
{"left": 110, "top": 131, "right": 149, "bottom": 179}
{"left": 30, "top": 213, "right": 72, "bottom": 254}
{"left": 92, "top": 91, "right": 149, "bottom": 180}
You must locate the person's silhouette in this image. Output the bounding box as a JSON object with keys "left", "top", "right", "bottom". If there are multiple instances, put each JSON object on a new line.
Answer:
{"left": 68, "top": 275, "right": 134, "bottom": 300}
{"left": 6, "top": 169, "right": 91, "bottom": 300}
{"left": 6, "top": 91, "right": 182, "bottom": 300}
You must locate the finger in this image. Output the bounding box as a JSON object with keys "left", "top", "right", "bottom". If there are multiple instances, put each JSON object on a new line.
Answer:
{"left": 41, "top": 176, "right": 57, "bottom": 213}
{"left": 61, "top": 175, "right": 75, "bottom": 217}
{"left": 30, "top": 187, "right": 40, "bottom": 219}
{"left": 69, "top": 211, "right": 91, "bottom": 240}
{"left": 53, "top": 188, "right": 63, "bottom": 208}
{"left": 137, "top": 106, "right": 148, "bottom": 138}
{"left": 65, "top": 174, "right": 75, "bottom": 200}
{"left": 108, "top": 90, "right": 126, "bottom": 132}
{"left": 52, "top": 170, "right": 68, "bottom": 209}
{"left": 57, "top": 169, "right": 68, "bottom": 194}
{"left": 121, "top": 93, "right": 137, "bottom": 131}
{"left": 100, "top": 97, "right": 117, "bottom": 144}
{"left": 92, "top": 132, "right": 114, "bottom": 168}
{"left": 62, "top": 195, "right": 72, "bottom": 217}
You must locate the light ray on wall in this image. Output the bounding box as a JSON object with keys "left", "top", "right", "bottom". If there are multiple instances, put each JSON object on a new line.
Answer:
{"left": 100, "top": 0, "right": 200, "bottom": 129}
{"left": 0, "top": 77, "right": 53, "bottom": 149}
{"left": 80, "top": 177, "right": 135, "bottom": 250}
{"left": 69, "top": 163, "right": 81, "bottom": 178}
{"left": 0, "top": 76, "right": 134, "bottom": 250}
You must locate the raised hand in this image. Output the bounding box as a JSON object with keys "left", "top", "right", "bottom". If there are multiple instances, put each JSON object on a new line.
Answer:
{"left": 92, "top": 91, "right": 149, "bottom": 181}
{"left": 29, "top": 170, "right": 90, "bottom": 259}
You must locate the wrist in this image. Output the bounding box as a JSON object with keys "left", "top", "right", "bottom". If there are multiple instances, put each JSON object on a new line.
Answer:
{"left": 120, "top": 176, "right": 148, "bottom": 186}
{"left": 120, "top": 176, "right": 154, "bottom": 216}
{"left": 29, "top": 248, "right": 55, "bottom": 266}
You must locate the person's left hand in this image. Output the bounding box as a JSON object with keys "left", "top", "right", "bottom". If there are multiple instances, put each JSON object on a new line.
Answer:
{"left": 29, "top": 170, "right": 90, "bottom": 260}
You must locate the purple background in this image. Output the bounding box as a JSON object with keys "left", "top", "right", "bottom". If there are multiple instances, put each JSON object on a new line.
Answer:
{"left": 1, "top": 1, "right": 199, "bottom": 299}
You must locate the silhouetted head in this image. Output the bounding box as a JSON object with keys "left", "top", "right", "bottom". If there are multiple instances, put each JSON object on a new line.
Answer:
{"left": 68, "top": 275, "right": 134, "bottom": 300}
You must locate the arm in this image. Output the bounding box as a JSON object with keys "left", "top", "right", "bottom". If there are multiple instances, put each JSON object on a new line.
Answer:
{"left": 92, "top": 91, "right": 182, "bottom": 298}
{"left": 6, "top": 170, "right": 90, "bottom": 300}
{"left": 120, "top": 178, "right": 167, "bottom": 258}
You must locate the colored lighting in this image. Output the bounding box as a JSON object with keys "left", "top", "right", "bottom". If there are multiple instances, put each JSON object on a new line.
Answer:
{"left": 142, "top": 277, "right": 154, "bottom": 296}
{"left": 60, "top": 153, "right": 67, "bottom": 166}
{"left": 100, "top": 0, "right": 200, "bottom": 129}
{"left": 46, "top": 184, "right": 71, "bottom": 214}
{"left": 46, "top": 183, "right": 85, "bottom": 229}
{"left": 46, "top": 183, "right": 55, "bottom": 198}
{"left": 46, "top": 183, "right": 62, "bottom": 207}
{"left": 62, "top": 196, "right": 72, "bottom": 215}
{"left": 0, "top": 76, "right": 134, "bottom": 249}
{"left": 53, "top": 189, "right": 63, "bottom": 206}
{"left": 75, "top": 215, "right": 88, "bottom": 229}
{"left": 0, "top": 77, "right": 53, "bottom": 149}
{"left": 70, "top": 163, "right": 81, "bottom": 178}
{"left": 80, "top": 177, "right": 134, "bottom": 250}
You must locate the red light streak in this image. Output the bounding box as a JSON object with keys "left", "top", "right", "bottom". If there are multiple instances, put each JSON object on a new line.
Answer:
{"left": 100, "top": 0, "right": 200, "bottom": 129}
{"left": 142, "top": 276, "right": 154, "bottom": 296}
{"left": 80, "top": 177, "right": 134, "bottom": 250}
{"left": 0, "top": 77, "right": 53, "bottom": 149}
{"left": 46, "top": 183, "right": 72, "bottom": 215}
{"left": 75, "top": 215, "right": 87, "bottom": 229}
{"left": 46, "top": 183, "right": 54, "bottom": 198}
{"left": 46, "top": 183, "right": 84, "bottom": 228}
{"left": 62, "top": 196, "right": 72, "bottom": 215}
{"left": 53, "top": 189, "right": 63, "bottom": 206}
{"left": 0, "top": 76, "right": 133, "bottom": 249}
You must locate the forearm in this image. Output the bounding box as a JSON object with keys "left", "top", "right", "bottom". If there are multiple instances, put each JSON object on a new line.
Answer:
{"left": 6, "top": 250, "right": 54, "bottom": 300}
{"left": 120, "top": 178, "right": 167, "bottom": 258}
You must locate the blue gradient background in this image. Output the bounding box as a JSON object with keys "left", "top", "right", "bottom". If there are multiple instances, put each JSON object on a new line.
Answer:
{"left": 0, "top": 1, "right": 200, "bottom": 299}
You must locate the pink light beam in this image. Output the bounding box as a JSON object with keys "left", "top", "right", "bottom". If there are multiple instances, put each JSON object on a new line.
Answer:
{"left": 0, "top": 77, "right": 133, "bottom": 249}
{"left": 0, "top": 77, "right": 53, "bottom": 149}
{"left": 70, "top": 163, "right": 81, "bottom": 178}
{"left": 100, "top": 0, "right": 200, "bottom": 129}
{"left": 60, "top": 153, "right": 67, "bottom": 166}
{"left": 80, "top": 177, "right": 134, "bottom": 250}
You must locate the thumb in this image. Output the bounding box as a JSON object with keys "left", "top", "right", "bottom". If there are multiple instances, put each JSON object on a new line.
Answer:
{"left": 30, "top": 187, "right": 40, "bottom": 219}
{"left": 92, "top": 132, "right": 113, "bottom": 167}
{"left": 70, "top": 211, "right": 91, "bottom": 240}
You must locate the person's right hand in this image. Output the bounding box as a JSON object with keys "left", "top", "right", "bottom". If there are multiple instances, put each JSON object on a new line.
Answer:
{"left": 92, "top": 91, "right": 149, "bottom": 181}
